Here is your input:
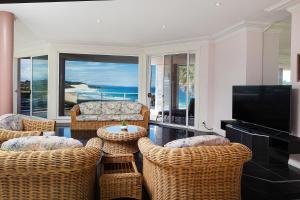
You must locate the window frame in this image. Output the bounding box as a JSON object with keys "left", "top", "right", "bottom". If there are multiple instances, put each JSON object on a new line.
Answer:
{"left": 58, "top": 53, "right": 139, "bottom": 116}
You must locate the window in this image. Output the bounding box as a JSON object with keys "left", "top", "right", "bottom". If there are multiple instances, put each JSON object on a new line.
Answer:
{"left": 59, "top": 53, "right": 139, "bottom": 116}
{"left": 18, "top": 56, "right": 48, "bottom": 118}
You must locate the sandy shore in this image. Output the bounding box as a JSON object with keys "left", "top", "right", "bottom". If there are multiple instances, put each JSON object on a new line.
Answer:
{"left": 65, "top": 84, "right": 97, "bottom": 104}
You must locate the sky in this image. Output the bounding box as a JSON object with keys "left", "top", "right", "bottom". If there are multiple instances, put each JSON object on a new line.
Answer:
{"left": 20, "top": 58, "right": 48, "bottom": 81}
{"left": 65, "top": 61, "right": 139, "bottom": 87}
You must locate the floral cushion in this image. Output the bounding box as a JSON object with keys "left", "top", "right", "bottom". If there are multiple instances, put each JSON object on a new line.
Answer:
{"left": 0, "top": 114, "right": 45, "bottom": 131}
{"left": 79, "top": 101, "right": 102, "bottom": 115}
{"left": 164, "top": 135, "right": 230, "bottom": 148}
{"left": 76, "top": 115, "right": 98, "bottom": 121}
{"left": 0, "top": 114, "right": 23, "bottom": 131}
{"left": 101, "top": 101, "right": 122, "bottom": 115}
{"left": 121, "top": 102, "right": 142, "bottom": 114}
{"left": 120, "top": 114, "right": 144, "bottom": 121}
{"left": 97, "top": 114, "right": 121, "bottom": 121}
{"left": 1, "top": 136, "right": 83, "bottom": 151}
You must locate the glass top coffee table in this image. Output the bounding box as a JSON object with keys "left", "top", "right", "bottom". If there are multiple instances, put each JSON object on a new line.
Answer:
{"left": 97, "top": 125, "right": 148, "bottom": 154}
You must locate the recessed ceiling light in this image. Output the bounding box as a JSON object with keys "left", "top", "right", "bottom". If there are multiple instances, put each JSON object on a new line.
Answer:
{"left": 96, "top": 19, "right": 102, "bottom": 23}
{"left": 215, "top": 2, "right": 221, "bottom": 6}
{"left": 162, "top": 25, "right": 166, "bottom": 30}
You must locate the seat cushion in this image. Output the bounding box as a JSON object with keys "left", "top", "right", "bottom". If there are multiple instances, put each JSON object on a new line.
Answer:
{"left": 0, "top": 114, "right": 46, "bottom": 131}
{"left": 164, "top": 135, "right": 230, "bottom": 148}
{"left": 0, "top": 114, "right": 23, "bottom": 131}
{"left": 1, "top": 136, "right": 83, "bottom": 151}
{"left": 101, "top": 101, "right": 122, "bottom": 115}
{"left": 76, "top": 115, "right": 98, "bottom": 121}
{"left": 79, "top": 101, "right": 102, "bottom": 115}
{"left": 97, "top": 114, "right": 121, "bottom": 121}
{"left": 120, "top": 114, "right": 144, "bottom": 121}
{"left": 121, "top": 102, "right": 142, "bottom": 114}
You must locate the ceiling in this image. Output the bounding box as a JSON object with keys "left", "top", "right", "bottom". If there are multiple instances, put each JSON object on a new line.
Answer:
{"left": 0, "top": 0, "right": 294, "bottom": 48}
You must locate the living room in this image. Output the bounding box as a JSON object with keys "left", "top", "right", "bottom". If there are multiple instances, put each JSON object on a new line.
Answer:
{"left": 1, "top": 0, "right": 300, "bottom": 199}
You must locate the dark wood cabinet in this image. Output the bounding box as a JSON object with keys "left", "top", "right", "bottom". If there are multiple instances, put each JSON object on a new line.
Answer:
{"left": 221, "top": 120, "right": 300, "bottom": 199}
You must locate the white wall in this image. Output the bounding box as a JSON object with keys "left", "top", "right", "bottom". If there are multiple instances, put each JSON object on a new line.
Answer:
{"left": 288, "top": 4, "right": 300, "bottom": 168}
{"left": 246, "top": 30, "right": 263, "bottom": 85}
{"left": 211, "top": 28, "right": 264, "bottom": 135}
{"left": 212, "top": 30, "right": 247, "bottom": 134}
{"left": 263, "top": 31, "right": 280, "bottom": 85}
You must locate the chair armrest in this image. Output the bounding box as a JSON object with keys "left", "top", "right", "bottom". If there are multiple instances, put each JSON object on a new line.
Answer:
{"left": 70, "top": 105, "right": 81, "bottom": 121}
{"left": 22, "top": 119, "right": 56, "bottom": 132}
{"left": 138, "top": 137, "right": 252, "bottom": 168}
{"left": 141, "top": 105, "right": 150, "bottom": 121}
{"left": 85, "top": 137, "right": 103, "bottom": 150}
{"left": 0, "top": 129, "right": 41, "bottom": 144}
{"left": 0, "top": 146, "right": 101, "bottom": 175}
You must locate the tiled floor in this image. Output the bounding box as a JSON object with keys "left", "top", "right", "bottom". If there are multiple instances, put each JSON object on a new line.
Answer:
{"left": 56, "top": 123, "right": 215, "bottom": 146}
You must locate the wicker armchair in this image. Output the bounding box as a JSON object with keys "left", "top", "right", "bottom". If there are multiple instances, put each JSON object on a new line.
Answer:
{"left": 0, "top": 137, "right": 102, "bottom": 200}
{"left": 0, "top": 118, "right": 56, "bottom": 145}
{"left": 138, "top": 137, "right": 252, "bottom": 200}
{"left": 70, "top": 104, "right": 149, "bottom": 130}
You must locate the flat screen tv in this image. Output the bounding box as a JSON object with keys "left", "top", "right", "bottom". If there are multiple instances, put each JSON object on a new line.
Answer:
{"left": 232, "top": 85, "right": 292, "bottom": 133}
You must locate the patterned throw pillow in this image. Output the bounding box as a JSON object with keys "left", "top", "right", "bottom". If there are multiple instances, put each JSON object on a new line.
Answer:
{"left": 1, "top": 136, "right": 83, "bottom": 151}
{"left": 164, "top": 135, "right": 230, "bottom": 148}
{"left": 101, "top": 101, "right": 122, "bottom": 115}
{"left": 79, "top": 101, "right": 102, "bottom": 115}
{"left": 0, "top": 114, "right": 48, "bottom": 131}
{"left": 0, "top": 114, "right": 24, "bottom": 131}
{"left": 121, "top": 102, "right": 142, "bottom": 114}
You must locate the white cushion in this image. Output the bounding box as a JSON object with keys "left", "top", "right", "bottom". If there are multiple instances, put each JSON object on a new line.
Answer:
{"left": 120, "top": 114, "right": 144, "bottom": 121}
{"left": 97, "top": 114, "right": 121, "bottom": 121}
{"left": 76, "top": 115, "right": 98, "bottom": 121}
{"left": 1, "top": 136, "right": 83, "bottom": 151}
{"left": 164, "top": 135, "right": 230, "bottom": 148}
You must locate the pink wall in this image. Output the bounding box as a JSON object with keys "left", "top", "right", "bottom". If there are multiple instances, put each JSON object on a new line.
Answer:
{"left": 0, "top": 11, "right": 14, "bottom": 115}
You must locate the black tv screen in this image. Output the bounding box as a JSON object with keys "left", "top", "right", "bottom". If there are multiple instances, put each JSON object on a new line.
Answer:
{"left": 232, "top": 85, "right": 292, "bottom": 133}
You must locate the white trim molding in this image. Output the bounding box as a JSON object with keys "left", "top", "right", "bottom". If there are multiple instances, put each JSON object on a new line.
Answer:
{"left": 265, "top": 0, "right": 300, "bottom": 12}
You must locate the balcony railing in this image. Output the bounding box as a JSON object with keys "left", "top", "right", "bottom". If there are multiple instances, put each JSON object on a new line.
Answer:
{"left": 75, "top": 91, "right": 138, "bottom": 102}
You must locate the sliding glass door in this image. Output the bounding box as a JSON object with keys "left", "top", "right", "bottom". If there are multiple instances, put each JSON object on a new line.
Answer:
{"left": 18, "top": 56, "right": 48, "bottom": 118}
{"left": 19, "top": 57, "right": 31, "bottom": 116}
{"left": 148, "top": 53, "right": 195, "bottom": 127}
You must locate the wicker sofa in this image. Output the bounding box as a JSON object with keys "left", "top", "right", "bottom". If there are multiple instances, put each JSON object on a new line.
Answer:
{"left": 0, "top": 114, "right": 56, "bottom": 145}
{"left": 0, "top": 137, "right": 102, "bottom": 200}
{"left": 138, "top": 137, "right": 252, "bottom": 200}
{"left": 70, "top": 101, "right": 149, "bottom": 130}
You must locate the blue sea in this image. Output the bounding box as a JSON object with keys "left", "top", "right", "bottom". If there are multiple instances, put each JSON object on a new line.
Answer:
{"left": 77, "top": 85, "right": 188, "bottom": 108}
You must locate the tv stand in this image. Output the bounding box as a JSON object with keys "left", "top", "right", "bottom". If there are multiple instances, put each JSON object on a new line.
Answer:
{"left": 221, "top": 120, "right": 300, "bottom": 199}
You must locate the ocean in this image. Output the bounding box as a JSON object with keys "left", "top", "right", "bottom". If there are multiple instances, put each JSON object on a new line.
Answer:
{"left": 77, "top": 85, "right": 189, "bottom": 109}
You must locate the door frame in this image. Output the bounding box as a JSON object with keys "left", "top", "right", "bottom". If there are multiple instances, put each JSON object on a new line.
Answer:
{"left": 17, "top": 55, "right": 49, "bottom": 118}
{"left": 146, "top": 51, "right": 197, "bottom": 129}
